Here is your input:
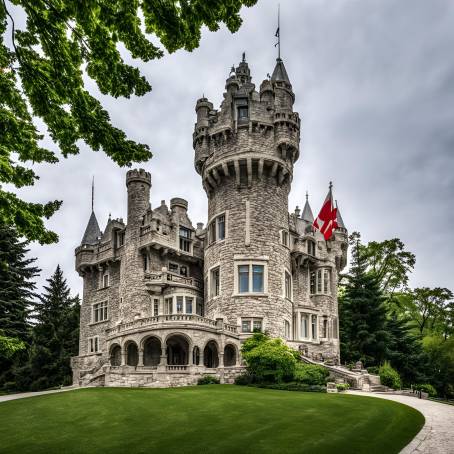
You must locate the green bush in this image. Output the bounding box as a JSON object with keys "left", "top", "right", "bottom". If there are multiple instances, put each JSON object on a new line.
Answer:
{"left": 414, "top": 384, "right": 437, "bottom": 397}
{"left": 367, "top": 366, "right": 380, "bottom": 375}
{"left": 379, "top": 362, "right": 401, "bottom": 389}
{"left": 197, "top": 375, "right": 220, "bottom": 385}
{"left": 241, "top": 333, "right": 298, "bottom": 383}
{"left": 293, "top": 363, "right": 329, "bottom": 386}
{"left": 336, "top": 383, "right": 350, "bottom": 392}
{"left": 234, "top": 373, "right": 254, "bottom": 386}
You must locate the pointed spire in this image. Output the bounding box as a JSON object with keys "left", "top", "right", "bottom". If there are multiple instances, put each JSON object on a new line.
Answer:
{"left": 271, "top": 58, "right": 291, "bottom": 85}
{"left": 301, "top": 191, "right": 314, "bottom": 223}
{"left": 81, "top": 211, "right": 101, "bottom": 245}
{"left": 335, "top": 200, "right": 347, "bottom": 230}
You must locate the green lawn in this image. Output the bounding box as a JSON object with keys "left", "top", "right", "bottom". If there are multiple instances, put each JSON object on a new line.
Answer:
{"left": 0, "top": 386, "right": 424, "bottom": 454}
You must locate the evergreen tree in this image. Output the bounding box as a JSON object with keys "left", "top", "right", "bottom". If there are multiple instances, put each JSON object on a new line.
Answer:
{"left": 0, "top": 226, "right": 39, "bottom": 389}
{"left": 27, "top": 265, "right": 80, "bottom": 391}
{"left": 385, "top": 312, "right": 428, "bottom": 386}
{"left": 339, "top": 235, "right": 389, "bottom": 366}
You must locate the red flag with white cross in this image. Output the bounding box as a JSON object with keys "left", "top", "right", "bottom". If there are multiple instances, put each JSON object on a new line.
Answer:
{"left": 313, "top": 183, "right": 338, "bottom": 240}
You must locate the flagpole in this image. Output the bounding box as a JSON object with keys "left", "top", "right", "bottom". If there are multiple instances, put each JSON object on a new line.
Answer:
{"left": 278, "top": 4, "right": 281, "bottom": 59}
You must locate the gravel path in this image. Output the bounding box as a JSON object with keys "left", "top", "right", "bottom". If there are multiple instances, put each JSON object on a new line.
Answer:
{"left": 348, "top": 390, "right": 454, "bottom": 454}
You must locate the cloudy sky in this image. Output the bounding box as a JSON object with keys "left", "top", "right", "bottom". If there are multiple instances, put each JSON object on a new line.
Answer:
{"left": 10, "top": 0, "right": 454, "bottom": 296}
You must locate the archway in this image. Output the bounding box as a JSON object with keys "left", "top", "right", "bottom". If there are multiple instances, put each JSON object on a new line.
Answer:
{"left": 224, "top": 344, "right": 236, "bottom": 367}
{"left": 203, "top": 341, "right": 219, "bottom": 368}
{"left": 126, "top": 342, "right": 139, "bottom": 366}
{"left": 166, "top": 335, "right": 189, "bottom": 365}
{"left": 143, "top": 337, "right": 161, "bottom": 367}
{"left": 110, "top": 345, "right": 121, "bottom": 366}
{"left": 193, "top": 346, "right": 200, "bottom": 365}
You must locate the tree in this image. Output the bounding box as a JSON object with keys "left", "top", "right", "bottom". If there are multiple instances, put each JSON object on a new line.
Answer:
{"left": 1, "top": 0, "right": 257, "bottom": 244}
{"left": 339, "top": 236, "right": 389, "bottom": 366}
{"left": 0, "top": 330, "right": 25, "bottom": 359}
{"left": 408, "top": 287, "right": 453, "bottom": 335}
{"left": 26, "top": 265, "right": 80, "bottom": 390}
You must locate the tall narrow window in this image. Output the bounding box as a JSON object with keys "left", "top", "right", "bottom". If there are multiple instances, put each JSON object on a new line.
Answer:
{"left": 317, "top": 269, "right": 322, "bottom": 293}
{"left": 281, "top": 230, "right": 289, "bottom": 247}
{"left": 209, "top": 221, "right": 216, "bottom": 244}
{"left": 238, "top": 105, "right": 248, "bottom": 119}
{"left": 103, "top": 273, "right": 109, "bottom": 288}
{"left": 176, "top": 296, "right": 184, "bottom": 314}
{"left": 307, "top": 240, "right": 316, "bottom": 256}
{"left": 153, "top": 299, "right": 159, "bottom": 316}
{"left": 312, "top": 315, "right": 317, "bottom": 340}
{"left": 333, "top": 317, "right": 338, "bottom": 339}
{"left": 165, "top": 297, "right": 173, "bottom": 315}
{"left": 196, "top": 297, "right": 204, "bottom": 317}
{"left": 285, "top": 271, "right": 292, "bottom": 300}
{"left": 323, "top": 317, "right": 328, "bottom": 338}
{"left": 179, "top": 227, "right": 192, "bottom": 252}
{"left": 210, "top": 267, "right": 220, "bottom": 298}
{"left": 301, "top": 314, "right": 309, "bottom": 339}
{"left": 284, "top": 320, "right": 291, "bottom": 339}
{"left": 217, "top": 215, "right": 225, "bottom": 240}
{"left": 310, "top": 271, "right": 316, "bottom": 295}
{"left": 238, "top": 265, "right": 249, "bottom": 293}
{"left": 186, "top": 297, "right": 193, "bottom": 314}
{"left": 323, "top": 269, "right": 330, "bottom": 294}
{"left": 252, "top": 265, "right": 264, "bottom": 293}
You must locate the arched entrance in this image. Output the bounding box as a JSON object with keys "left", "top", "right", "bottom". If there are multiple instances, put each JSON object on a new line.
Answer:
{"left": 143, "top": 337, "right": 161, "bottom": 367}
{"left": 166, "top": 335, "right": 189, "bottom": 365}
{"left": 204, "top": 341, "right": 219, "bottom": 368}
{"left": 110, "top": 345, "right": 121, "bottom": 366}
{"left": 224, "top": 344, "right": 236, "bottom": 367}
{"left": 126, "top": 342, "right": 139, "bottom": 366}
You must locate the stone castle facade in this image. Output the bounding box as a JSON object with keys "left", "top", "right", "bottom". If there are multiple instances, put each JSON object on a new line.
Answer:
{"left": 71, "top": 55, "right": 348, "bottom": 388}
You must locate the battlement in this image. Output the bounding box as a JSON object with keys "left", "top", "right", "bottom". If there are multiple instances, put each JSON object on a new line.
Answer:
{"left": 126, "top": 168, "right": 151, "bottom": 186}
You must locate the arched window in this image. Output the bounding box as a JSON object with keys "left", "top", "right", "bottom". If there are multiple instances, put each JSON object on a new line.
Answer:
{"left": 126, "top": 342, "right": 139, "bottom": 367}
{"left": 284, "top": 320, "right": 291, "bottom": 339}
{"left": 110, "top": 345, "right": 121, "bottom": 367}
{"left": 203, "top": 341, "right": 219, "bottom": 368}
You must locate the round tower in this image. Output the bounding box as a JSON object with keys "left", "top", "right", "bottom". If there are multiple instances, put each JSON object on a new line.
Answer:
{"left": 194, "top": 56, "right": 300, "bottom": 338}
{"left": 126, "top": 169, "right": 151, "bottom": 231}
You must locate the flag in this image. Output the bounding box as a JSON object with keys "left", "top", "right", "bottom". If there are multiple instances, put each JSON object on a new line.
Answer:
{"left": 275, "top": 27, "right": 280, "bottom": 37}
{"left": 313, "top": 184, "right": 338, "bottom": 240}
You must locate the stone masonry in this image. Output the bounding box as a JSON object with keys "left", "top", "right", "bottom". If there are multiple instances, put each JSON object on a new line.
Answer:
{"left": 71, "top": 54, "right": 348, "bottom": 388}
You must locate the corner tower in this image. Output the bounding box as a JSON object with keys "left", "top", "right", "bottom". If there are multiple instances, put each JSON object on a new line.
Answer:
{"left": 193, "top": 55, "right": 300, "bottom": 337}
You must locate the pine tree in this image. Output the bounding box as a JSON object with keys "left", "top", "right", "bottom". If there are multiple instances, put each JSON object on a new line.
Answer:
{"left": 27, "top": 266, "right": 80, "bottom": 391}
{"left": 0, "top": 226, "right": 39, "bottom": 389}
{"left": 339, "top": 237, "right": 389, "bottom": 366}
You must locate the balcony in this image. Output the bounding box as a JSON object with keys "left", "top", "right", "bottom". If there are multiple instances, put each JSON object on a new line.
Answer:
{"left": 106, "top": 314, "right": 238, "bottom": 337}
{"left": 144, "top": 270, "right": 203, "bottom": 291}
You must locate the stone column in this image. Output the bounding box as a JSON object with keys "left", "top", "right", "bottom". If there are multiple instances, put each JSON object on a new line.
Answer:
{"left": 121, "top": 351, "right": 126, "bottom": 366}
{"left": 160, "top": 346, "right": 167, "bottom": 366}
{"left": 219, "top": 352, "right": 224, "bottom": 368}
{"left": 138, "top": 349, "right": 144, "bottom": 367}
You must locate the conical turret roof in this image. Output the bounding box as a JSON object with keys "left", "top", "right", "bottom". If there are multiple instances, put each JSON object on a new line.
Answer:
{"left": 301, "top": 197, "right": 314, "bottom": 223}
{"left": 81, "top": 211, "right": 101, "bottom": 245}
{"left": 336, "top": 203, "right": 347, "bottom": 230}
{"left": 271, "top": 58, "right": 291, "bottom": 85}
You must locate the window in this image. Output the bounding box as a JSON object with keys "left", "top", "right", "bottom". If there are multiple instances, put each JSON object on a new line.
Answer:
{"left": 322, "top": 317, "right": 328, "bottom": 338}
{"left": 238, "top": 106, "right": 248, "bottom": 119}
{"left": 281, "top": 230, "right": 289, "bottom": 247}
{"left": 153, "top": 299, "right": 159, "bottom": 316}
{"left": 284, "top": 320, "right": 291, "bottom": 339}
{"left": 186, "top": 297, "right": 193, "bottom": 314}
{"left": 210, "top": 267, "right": 220, "bottom": 298}
{"left": 176, "top": 296, "right": 184, "bottom": 314}
{"left": 93, "top": 301, "right": 108, "bottom": 323}
{"left": 208, "top": 214, "right": 226, "bottom": 244}
{"left": 333, "top": 317, "right": 338, "bottom": 339}
{"left": 284, "top": 270, "right": 292, "bottom": 300}
{"left": 310, "top": 271, "right": 316, "bottom": 295}
{"left": 169, "top": 262, "right": 179, "bottom": 273}
{"left": 143, "top": 253, "right": 149, "bottom": 272}
{"left": 116, "top": 231, "right": 125, "bottom": 247}
{"left": 88, "top": 336, "right": 100, "bottom": 353}
{"left": 301, "top": 314, "right": 309, "bottom": 339}
{"left": 179, "top": 227, "right": 192, "bottom": 252}
{"left": 165, "top": 297, "right": 173, "bottom": 314}
{"left": 310, "top": 268, "right": 331, "bottom": 296}
{"left": 103, "top": 273, "right": 109, "bottom": 288}
{"left": 236, "top": 262, "right": 266, "bottom": 294}
{"left": 180, "top": 265, "right": 188, "bottom": 277}
{"left": 196, "top": 297, "right": 204, "bottom": 316}
{"left": 307, "top": 240, "right": 316, "bottom": 256}
{"left": 311, "top": 315, "right": 317, "bottom": 340}
{"left": 241, "top": 318, "right": 262, "bottom": 333}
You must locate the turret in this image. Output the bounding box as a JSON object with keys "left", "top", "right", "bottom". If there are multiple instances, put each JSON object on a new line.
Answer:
{"left": 126, "top": 169, "right": 151, "bottom": 229}
{"left": 80, "top": 211, "right": 101, "bottom": 246}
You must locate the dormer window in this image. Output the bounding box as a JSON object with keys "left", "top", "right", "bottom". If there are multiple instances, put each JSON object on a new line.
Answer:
{"left": 307, "top": 240, "right": 316, "bottom": 256}
{"left": 238, "top": 106, "right": 248, "bottom": 119}
{"left": 179, "top": 227, "right": 192, "bottom": 253}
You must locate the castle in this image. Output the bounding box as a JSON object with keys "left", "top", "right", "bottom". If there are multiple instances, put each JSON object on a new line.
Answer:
{"left": 71, "top": 54, "right": 348, "bottom": 387}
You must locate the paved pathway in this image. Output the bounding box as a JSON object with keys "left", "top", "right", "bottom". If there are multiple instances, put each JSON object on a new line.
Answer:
{"left": 348, "top": 390, "right": 454, "bottom": 454}
{"left": 0, "top": 386, "right": 79, "bottom": 403}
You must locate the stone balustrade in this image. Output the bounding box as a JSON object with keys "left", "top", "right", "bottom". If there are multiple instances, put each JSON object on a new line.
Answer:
{"left": 144, "top": 271, "right": 203, "bottom": 290}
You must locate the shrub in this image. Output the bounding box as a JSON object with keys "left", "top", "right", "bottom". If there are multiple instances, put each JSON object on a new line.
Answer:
{"left": 379, "top": 362, "right": 401, "bottom": 389}
{"left": 293, "top": 363, "right": 329, "bottom": 386}
{"left": 414, "top": 384, "right": 437, "bottom": 397}
{"left": 251, "top": 382, "right": 326, "bottom": 393}
{"left": 336, "top": 383, "right": 350, "bottom": 392}
{"left": 197, "top": 375, "right": 220, "bottom": 385}
{"left": 234, "top": 373, "right": 254, "bottom": 386}
{"left": 367, "top": 366, "right": 380, "bottom": 375}
{"left": 241, "top": 334, "right": 298, "bottom": 383}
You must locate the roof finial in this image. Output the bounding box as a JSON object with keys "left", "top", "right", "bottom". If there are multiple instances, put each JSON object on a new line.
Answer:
{"left": 275, "top": 4, "right": 281, "bottom": 60}
{"left": 306, "top": 190, "right": 309, "bottom": 201}
{"left": 329, "top": 181, "right": 333, "bottom": 190}
{"left": 242, "top": 52, "right": 246, "bottom": 62}
{"left": 91, "top": 176, "right": 94, "bottom": 212}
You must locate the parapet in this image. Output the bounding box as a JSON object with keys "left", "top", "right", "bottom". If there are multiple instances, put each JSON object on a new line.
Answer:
{"left": 126, "top": 168, "right": 151, "bottom": 187}
{"left": 170, "top": 197, "right": 188, "bottom": 211}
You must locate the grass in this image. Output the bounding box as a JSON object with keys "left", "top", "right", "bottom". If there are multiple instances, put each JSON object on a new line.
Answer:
{"left": 0, "top": 386, "right": 424, "bottom": 454}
